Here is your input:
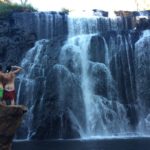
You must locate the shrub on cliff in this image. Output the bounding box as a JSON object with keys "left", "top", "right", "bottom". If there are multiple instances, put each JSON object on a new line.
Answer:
{"left": 61, "top": 8, "right": 70, "bottom": 14}
{"left": 0, "top": 1, "right": 37, "bottom": 16}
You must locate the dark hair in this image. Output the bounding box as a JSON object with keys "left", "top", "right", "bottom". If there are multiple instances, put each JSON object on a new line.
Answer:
{"left": 0, "top": 64, "right": 2, "bottom": 71}
{"left": 6, "top": 65, "right": 12, "bottom": 73}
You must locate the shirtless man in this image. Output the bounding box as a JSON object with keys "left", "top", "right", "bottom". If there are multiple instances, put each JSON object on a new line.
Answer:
{"left": 0, "top": 64, "right": 4, "bottom": 103}
{"left": 3, "top": 65, "right": 22, "bottom": 105}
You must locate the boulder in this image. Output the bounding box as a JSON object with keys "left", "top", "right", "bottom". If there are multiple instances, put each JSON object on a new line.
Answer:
{"left": 0, "top": 104, "right": 27, "bottom": 150}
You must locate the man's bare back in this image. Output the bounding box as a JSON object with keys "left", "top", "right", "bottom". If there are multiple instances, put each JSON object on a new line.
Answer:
{"left": 4, "top": 72, "right": 15, "bottom": 91}
{"left": 3, "top": 65, "right": 22, "bottom": 105}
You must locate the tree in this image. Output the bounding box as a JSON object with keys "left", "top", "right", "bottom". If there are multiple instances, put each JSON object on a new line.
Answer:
{"left": 20, "top": 0, "right": 28, "bottom": 5}
{"left": 134, "top": 0, "right": 139, "bottom": 11}
{"left": 134, "top": 0, "right": 150, "bottom": 11}
{"left": 0, "top": 0, "right": 11, "bottom": 3}
{"left": 61, "top": 8, "right": 70, "bottom": 13}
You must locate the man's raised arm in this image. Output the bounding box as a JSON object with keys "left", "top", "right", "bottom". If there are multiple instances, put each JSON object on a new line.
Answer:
{"left": 12, "top": 66, "right": 22, "bottom": 74}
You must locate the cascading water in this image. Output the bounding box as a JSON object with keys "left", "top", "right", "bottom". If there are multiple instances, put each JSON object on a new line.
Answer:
{"left": 15, "top": 11, "right": 150, "bottom": 139}
{"left": 135, "top": 29, "right": 150, "bottom": 135}
{"left": 57, "top": 13, "right": 129, "bottom": 137}
{"left": 16, "top": 39, "right": 50, "bottom": 139}
{"left": 59, "top": 34, "right": 98, "bottom": 137}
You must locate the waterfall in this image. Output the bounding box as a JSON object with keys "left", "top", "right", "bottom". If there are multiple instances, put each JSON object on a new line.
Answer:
{"left": 15, "top": 12, "right": 150, "bottom": 139}
{"left": 16, "top": 39, "right": 50, "bottom": 139}
{"left": 13, "top": 12, "right": 67, "bottom": 40}
{"left": 59, "top": 34, "right": 95, "bottom": 136}
{"left": 135, "top": 29, "right": 150, "bottom": 135}
{"left": 58, "top": 13, "right": 129, "bottom": 138}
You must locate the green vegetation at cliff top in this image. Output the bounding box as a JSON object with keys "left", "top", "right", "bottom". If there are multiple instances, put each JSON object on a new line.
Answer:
{"left": 0, "top": 1, "right": 37, "bottom": 16}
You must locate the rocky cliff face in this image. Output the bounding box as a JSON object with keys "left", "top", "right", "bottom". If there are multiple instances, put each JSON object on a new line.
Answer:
{"left": 0, "top": 11, "right": 68, "bottom": 66}
{"left": 0, "top": 15, "right": 34, "bottom": 66}
{"left": 0, "top": 104, "right": 27, "bottom": 150}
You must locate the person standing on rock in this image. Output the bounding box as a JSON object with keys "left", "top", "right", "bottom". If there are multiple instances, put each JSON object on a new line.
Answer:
{"left": 0, "top": 64, "right": 4, "bottom": 103}
{"left": 2, "top": 65, "right": 22, "bottom": 105}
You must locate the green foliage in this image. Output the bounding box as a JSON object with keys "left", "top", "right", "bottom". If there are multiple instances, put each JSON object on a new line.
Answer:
{"left": 61, "top": 8, "right": 70, "bottom": 14}
{"left": 0, "top": 0, "right": 11, "bottom": 3}
{"left": 0, "top": 1, "right": 37, "bottom": 17}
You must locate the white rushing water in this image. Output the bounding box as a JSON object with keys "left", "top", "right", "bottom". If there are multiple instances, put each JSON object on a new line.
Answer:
{"left": 58, "top": 13, "right": 129, "bottom": 138}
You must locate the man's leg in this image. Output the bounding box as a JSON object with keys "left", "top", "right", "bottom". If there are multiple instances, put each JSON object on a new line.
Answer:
{"left": 11, "top": 99, "right": 15, "bottom": 105}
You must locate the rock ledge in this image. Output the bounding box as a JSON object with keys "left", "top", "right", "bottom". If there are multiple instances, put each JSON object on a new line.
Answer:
{"left": 0, "top": 104, "right": 27, "bottom": 150}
